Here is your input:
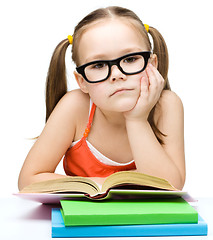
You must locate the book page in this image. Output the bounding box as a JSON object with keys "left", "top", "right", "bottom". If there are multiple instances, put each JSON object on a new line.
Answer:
{"left": 101, "top": 171, "right": 177, "bottom": 193}
{"left": 19, "top": 176, "right": 101, "bottom": 195}
{"left": 87, "top": 177, "right": 107, "bottom": 190}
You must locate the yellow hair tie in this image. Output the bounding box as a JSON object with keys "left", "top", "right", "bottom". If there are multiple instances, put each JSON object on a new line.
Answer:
{"left": 67, "top": 35, "right": 73, "bottom": 44}
{"left": 144, "top": 24, "right": 149, "bottom": 33}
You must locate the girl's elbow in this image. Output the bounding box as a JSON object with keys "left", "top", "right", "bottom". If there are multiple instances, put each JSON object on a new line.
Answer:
{"left": 18, "top": 168, "right": 36, "bottom": 191}
{"left": 18, "top": 172, "right": 29, "bottom": 191}
{"left": 173, "top": 172, "right": 186, "bottom": 191}
{"left": 179, "top": 176, "right": 186, "bottom": 190}
{"left": 18, "top": 174, "right": 25, "bottom": 191}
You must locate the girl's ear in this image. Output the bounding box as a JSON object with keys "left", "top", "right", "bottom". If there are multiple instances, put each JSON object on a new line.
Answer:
{"left": 149, "top": 53, "right": 158, "bottom": 68}
{"left": 74, "top": 71, "right": 89, "bottom": 93}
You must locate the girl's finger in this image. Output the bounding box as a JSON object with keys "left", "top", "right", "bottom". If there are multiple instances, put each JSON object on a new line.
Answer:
{"left": 146, "top": 64, "right": 164, "bottom": 91}
{"left": 146, "top": 63, "right": 158, "bottom": 88}
{"left": 148, "top": 64, "right": 164, "bottom": 87}
{"left": 140, "top": 76, "right": 149, "bottom": 97}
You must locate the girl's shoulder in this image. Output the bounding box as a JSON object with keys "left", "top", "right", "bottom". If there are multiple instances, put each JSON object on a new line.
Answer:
{"left": 47, "top": 89, "right": 90, "bottom": 141}
{"left": 159, "top": 90, "right": 183, "bottom": 107}
{"left": 48, "top": 89, "right": 90, "bottom": 127}
{"left": 154, "top": 90, "right": 184, "bottom": 123}
{"left": 59, "top": 89, "right": 90, "bottom": 117}
{"left": 63, "top": 89, "right": 90, "bottom": 106}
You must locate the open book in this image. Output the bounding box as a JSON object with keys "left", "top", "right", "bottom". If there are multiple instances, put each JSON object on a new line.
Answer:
{"left": 19, "top": 171, "right": 181, "bottom": 200}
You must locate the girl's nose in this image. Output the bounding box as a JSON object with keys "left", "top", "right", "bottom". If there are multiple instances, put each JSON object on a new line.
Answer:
{"left": 110, "top": 65, "right": 127, "bottom": 82}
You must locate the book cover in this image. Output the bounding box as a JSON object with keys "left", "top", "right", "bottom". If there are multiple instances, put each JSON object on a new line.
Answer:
{"left": 14, "top": 190, "right": 191, "bottom": 204}
{"left": 52, "top": 208, "right": 207, "bottom": 238}
{"left": 60, "top": 197, "right": 198, "bottom": 226}
{"left": 18, "top": 171, "right": 179, "bottom": 199}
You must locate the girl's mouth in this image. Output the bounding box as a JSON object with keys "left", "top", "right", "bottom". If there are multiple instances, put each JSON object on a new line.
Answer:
{"left": 110, "top": 88, "right": 133, "bottom": 96}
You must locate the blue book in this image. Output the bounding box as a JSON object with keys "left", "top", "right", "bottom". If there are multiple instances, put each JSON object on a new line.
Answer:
{"left": 51, "top": 208, "right": 208, "bottom": 238}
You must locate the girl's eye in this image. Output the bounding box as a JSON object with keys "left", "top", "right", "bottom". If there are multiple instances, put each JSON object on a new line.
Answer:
{"left": 91, "top": 62, "right": 107, "bottom": 69}
{"left": 123, "top": 56, "right": 138, "bottom": 63}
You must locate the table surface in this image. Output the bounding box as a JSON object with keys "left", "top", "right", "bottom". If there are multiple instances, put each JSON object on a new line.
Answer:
{"left": 0, "top": 196, "right": 212, "bottom": 240}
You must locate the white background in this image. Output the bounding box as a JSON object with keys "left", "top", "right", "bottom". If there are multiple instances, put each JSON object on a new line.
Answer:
{"left": 1, "top": 0, "right": 213, "bottom": 198}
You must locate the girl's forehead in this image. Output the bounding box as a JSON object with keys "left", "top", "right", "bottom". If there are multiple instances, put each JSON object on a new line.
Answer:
{"left": 77, "top": 18, "right": 148, "bottom": 64}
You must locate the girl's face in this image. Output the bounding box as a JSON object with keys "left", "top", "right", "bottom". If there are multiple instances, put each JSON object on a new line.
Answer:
{"left": 75, "top": 18, "right": 154, "bottom": 113}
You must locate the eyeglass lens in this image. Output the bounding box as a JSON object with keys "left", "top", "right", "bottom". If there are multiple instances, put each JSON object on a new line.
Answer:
{"left": 84, "top": 54, "right": 145, "bottom": 82}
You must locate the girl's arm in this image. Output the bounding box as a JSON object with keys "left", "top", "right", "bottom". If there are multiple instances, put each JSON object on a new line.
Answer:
{"left": 18, "top": 90, "right": 84, "bottom": 190}
{"left": 124, "top": 64, "right": 185, "bottom": 190}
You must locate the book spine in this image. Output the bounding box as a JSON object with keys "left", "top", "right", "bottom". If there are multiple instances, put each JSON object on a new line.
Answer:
{"left": 63, "top": 212, "right": 198, "bottom": 226}
{"left": 52, "top": 209, "right": 207, "bottom": 238}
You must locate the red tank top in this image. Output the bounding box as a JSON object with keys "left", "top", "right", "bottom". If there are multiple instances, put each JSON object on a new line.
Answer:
{"left": 63, "top": 103, "right": 136, "bottom": 177}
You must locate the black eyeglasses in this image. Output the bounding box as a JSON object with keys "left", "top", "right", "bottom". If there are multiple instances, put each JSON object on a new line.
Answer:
{"left": 76, "top": 51, "right": 151, "bottom": 83}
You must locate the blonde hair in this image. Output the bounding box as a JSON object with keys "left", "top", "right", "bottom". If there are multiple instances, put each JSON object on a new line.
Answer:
{"left": 45, "top": 6, "right": 170, "bottom": 143}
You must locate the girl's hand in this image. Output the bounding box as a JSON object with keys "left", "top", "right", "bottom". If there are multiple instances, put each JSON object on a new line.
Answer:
{"left": 124, "top": 63, "right": 165, "bottom": 122}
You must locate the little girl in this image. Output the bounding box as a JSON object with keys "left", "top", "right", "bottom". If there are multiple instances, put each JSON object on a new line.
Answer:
{"left": 18, "top": 6, "right": 185, "bottom": 190}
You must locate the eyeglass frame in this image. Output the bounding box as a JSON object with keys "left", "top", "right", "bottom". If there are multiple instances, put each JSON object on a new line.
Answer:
{"left": 76, "top": 51, "right": 151, "bottom": 83}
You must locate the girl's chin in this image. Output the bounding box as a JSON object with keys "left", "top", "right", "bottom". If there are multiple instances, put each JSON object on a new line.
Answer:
{"left": 112, "top": 99, "right": 137, "bottom": 112}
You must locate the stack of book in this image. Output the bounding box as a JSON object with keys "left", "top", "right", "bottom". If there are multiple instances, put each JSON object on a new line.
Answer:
{"left": 16, "top": 171, "right": 208, "bottom": 237}
{"left": 51, "top": 197, "right": 208, "bottom": 238}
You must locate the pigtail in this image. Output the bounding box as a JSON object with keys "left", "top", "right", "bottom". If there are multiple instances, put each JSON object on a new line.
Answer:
{"left": 45, "top": 39, "right": 70, "bottom": 122}
{"left": 147, "top": 26, "right": 171, "bottom": 144}
{"left": 148, "top": 26, "right": 170, "bottom": 90}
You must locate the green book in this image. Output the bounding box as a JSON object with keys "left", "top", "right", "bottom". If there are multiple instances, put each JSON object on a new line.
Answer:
{"left": 60, "top": 198, "right": 198, "bottom": 226}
